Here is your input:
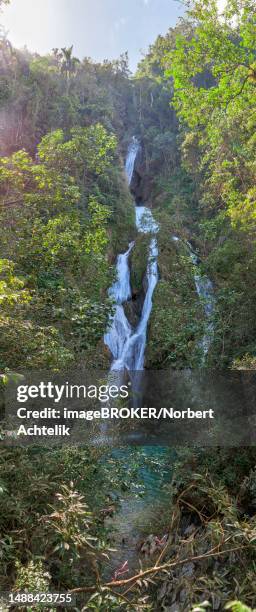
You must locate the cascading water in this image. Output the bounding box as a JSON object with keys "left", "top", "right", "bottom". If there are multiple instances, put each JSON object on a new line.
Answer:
{"left": 104, "top": 139, "right": 159, "bottom": 372}
{"left": 172, "top": 235, "right": 214, "bottom": 356}
{"left": 116, "top": 210, "right": 158, "bottom": 372}
{"left": 125, "top": 136, "right": 140, "bottom": 184}
{"left": 187, "top": 243, "right": 215, "bottom": 355}
{"left": 104, "top": 241, "right": 134, "bottom": 361}
{"left": 109, "top": 241, "right": 135, "bottom": 304}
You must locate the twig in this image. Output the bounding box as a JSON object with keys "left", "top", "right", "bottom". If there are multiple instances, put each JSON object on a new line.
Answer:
{"left": 107, "top": 544, "right": 247, "bottom": 588}
{"left": 71, "top": 543, "right": 249, "bottom": 593}
{"left": 109, "top": 587, "right": 147, "bottom": 609}
{"left": 179, "top": 498, "right": 207, "bottom": 523}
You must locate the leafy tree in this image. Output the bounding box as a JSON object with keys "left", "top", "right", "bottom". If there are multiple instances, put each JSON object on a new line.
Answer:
{"left": 0, "top": 124, "right": 121, "bottom": 369}
{"left": 165, "top": 0, "right": 256, "bottom": 229}
{"left": 167, "top": 0, "right": 256, "bottom": 123}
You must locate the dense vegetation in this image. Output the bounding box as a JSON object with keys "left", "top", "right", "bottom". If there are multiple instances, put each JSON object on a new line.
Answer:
{"left": 135, "top": 0, "right": 256, "bottom": 370}
{"left": 0, "top": 0, "right": 256, "bottom": 609}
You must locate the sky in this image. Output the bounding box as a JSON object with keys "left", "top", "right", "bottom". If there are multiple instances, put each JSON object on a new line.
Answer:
{"left": 1, "top": 0, "right": 183, "bottom": 72}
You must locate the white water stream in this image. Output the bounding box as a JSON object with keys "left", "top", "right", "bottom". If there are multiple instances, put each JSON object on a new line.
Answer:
{"left": 104, "top": 139, "right": 159, "bottom": 372}
{"left": 105, "top": 141, "right": 214, "bottom": 370}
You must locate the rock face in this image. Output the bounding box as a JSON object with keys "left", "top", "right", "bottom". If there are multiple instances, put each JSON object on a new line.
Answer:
{"left": 130, "top": 146, "right": 153, "bottom": 204}
{"left": 123, "top": 290, "right": 145, "bottom": 328}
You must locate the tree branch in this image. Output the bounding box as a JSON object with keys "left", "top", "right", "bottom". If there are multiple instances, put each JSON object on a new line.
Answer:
{"left": 70, "top": 543, "right": 249, "bottom": 594}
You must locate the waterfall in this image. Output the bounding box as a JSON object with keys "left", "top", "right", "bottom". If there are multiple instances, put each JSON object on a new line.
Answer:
{"left": 172, "top": 236, "right": 214, "bottom": 356}
{"left": 108, "top": 241, "right": 135, "bottom": 305}
{"left": 187, "top": 245, "right": 214, "bottom": 355}
{"left": 119, "top": 212, "right": 158, "bottom": 372}
{"left": 104, "top": 305, "right": 132, "bottom": 362}
{"left": 135, "top": 206, "right": 159, "bottom": 234}
{"left": 104, "top": 139, "right": 159, "bottom": 372}
{"left": 104, "top": 240, "right": 134, "bottom": 362}
{"left": 125, "top": 137, "right": 140, "bottom": 185}
{"left": 187, "top": 244, "right": 214, "bottom": 316}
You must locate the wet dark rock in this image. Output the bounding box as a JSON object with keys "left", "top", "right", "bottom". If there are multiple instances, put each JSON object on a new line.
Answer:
{"left": 129, "top": 146, "right": 153, "bottom": 204}
{"left": 123, "top": 296, "right": 142, "bottom": 327}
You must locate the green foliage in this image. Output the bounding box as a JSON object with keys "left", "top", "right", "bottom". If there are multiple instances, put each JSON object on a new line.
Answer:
{"left": 86, "top": 589, "right": 137, "bottom": 610}
{"left": 0, "top": 259, "right": 31, "bottom": 306}
{"left": 0, "top": 5, "right": 256, "bottom": 610}
{"left": 130, "top": 234, "right": 149, "bottom": 294}
{"left": 167, "top": 0, "right": 256, "bottom": 124}
{"left": 165, "top": 0, "right": 256, "bottom": 230}
{"left": 0, "top": 445, "right": 167, "bottom": 605}
{"left": 0, "top": 123, "right": 126, "bottom": 369}
{"left": 159, "top": 0, "right": 256, "bottom": 367}
{"left": 14, "top": 559, "right": 50, "bottom": 592}
{"left": 0, "top": 448, "right": 102, "bottom": 586}
{"left": 155, "top": 448, "right": 256, "bottom": 611}
{"left": 0, "top": 41, "right": 134, "bottom": 156}
{"left": 225, "top": 602, "right": 255, "bottom": 612}
{"left": 193, "top": 602, "right": 255, "bottom": 612}
{"left": 147, "top": 221, "right": 203, "bottom": 367}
